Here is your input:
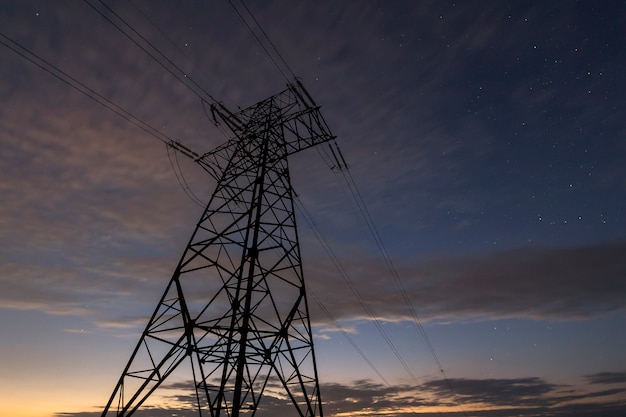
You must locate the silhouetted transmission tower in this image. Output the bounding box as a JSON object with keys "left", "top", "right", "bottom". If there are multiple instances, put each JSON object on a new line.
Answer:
{"left": 101, "top": 81, "right": 346, "bottom": 417}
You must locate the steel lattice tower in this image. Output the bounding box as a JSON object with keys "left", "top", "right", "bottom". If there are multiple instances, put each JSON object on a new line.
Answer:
{"left": 101, "top": 82, "right": 340, "bottom": 417}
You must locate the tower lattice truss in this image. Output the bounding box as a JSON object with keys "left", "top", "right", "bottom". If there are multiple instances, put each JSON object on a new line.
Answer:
{"left": 102, "top": 83, "right": 336, "bottom": 417}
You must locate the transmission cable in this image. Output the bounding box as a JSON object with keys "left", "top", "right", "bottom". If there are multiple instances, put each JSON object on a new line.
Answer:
{"left": 128, "top": 0, "right": 216, "bottom": 87}
{"left": 225, "top": 0, "right": 291, "bottom": 83}
{"left": 226, "top": 0, "right": 445, "bottom": 389}
{"left": 0, "top": 32, "right": 174, "bottom": 148}
{"left": 166, "top": 144, "right": 206, "bottom": 208}
{"left": 121, "top": 0, "right": 237, "bottom": 144}
{"left": 1, "top": 30, "right": 215, "bottom": 211}
{"left": 85, "top": 0, "right": 242, "bottom": 205}
{"left": 338, "top": 166, "right": 455, "bottom": 385}
{"left": 307, "top": 287, "right": 391, "bottom": 388}
{"left": 295, "top": 197, "right": 420, "bottom": 386}
{"left": 83, "top": 0, "right": 219, "bottom": 106}
{"left": 227, "top": 2, "right": 460, "bottom": 402}
{"left": 233, "top": 0, "right": 297, "bottom": 80}
{"left": 238, "top": 0, "right": 297, "bottom": 79}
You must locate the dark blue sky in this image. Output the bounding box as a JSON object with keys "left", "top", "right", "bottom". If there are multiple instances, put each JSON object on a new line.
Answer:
{"left": 1, "top": 1, "right": 625, "bottom": 416}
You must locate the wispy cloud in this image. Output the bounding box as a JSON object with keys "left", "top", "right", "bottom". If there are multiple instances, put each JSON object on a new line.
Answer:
{"left": 3, "top": 1, "right": 624, "bottom": 328}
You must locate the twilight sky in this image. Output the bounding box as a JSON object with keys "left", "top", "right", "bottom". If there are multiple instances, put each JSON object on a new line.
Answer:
{"left": 1, "top": 1, "right": 625, "bottom": 417}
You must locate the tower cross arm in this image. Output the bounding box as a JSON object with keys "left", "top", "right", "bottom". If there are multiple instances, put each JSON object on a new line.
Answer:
{"left": 210, "top": 80, "right": 346, "bottom": 168}
{"left": 166, "top": 80, "right": 347, "bottom": 181}
{"left": 167, "top": 138, "right": 233, "bottom": 181}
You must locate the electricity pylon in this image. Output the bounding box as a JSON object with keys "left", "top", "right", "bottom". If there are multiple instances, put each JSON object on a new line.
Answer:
{"left": 101, "top": 81, "right": 345, "bottom": 417}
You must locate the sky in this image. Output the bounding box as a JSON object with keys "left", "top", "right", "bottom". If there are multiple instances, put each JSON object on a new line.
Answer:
{"left": 1, "top": 1, "right": 625, "bottom": 416}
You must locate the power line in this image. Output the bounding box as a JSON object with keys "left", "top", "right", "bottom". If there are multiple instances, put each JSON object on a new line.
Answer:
{"left": 166, "top": 144, "right": 206, "bottom": 207}
{"left": 225, "top": 0, "right": 456, "bottom": 392}
{"left": 295, "top": 197, "right": 420, "bottom": 386}
{"left": 238, "top": 0, "right": 296, "bottom": 78}
{"left": 307, "top": 287, "right": 391, "bottom": 388}
{"left": 122, "top": 0, "right": 236, "bottom": 142}
{"left": 4, "top": 1, "right": 231, "bottom": 207}
{"left": 225, "top": 0, "right": 292, "bottom": 83}
{"left": 1, "top": 30, "right": 212, "bottom": 209}
{"left": 83, "top": 0, "right": 219, "bottom": 105}
{"left": 235, "top": 0, "right": 297, "bottom": 80}
{"left": 338, "top": 167, "right": 464, "bottom": 400}
{"left": 127, "top": 0, "right": 222, "bottom": 102}
{"left": 0, "top": 32, "right": 173, "bottom": 147}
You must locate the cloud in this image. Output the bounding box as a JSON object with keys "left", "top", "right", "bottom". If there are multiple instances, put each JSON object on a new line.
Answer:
{"left": 417, "top": 376, "right": 626, "bottom": 416}
{"left": 320, "top": 380, "right": 436, "bottom": 415}
{"left": 421, "top": 377, "right": 557, "bottom": 407}
{"left": 2, "top": 220, "right": 624, "bottom": 327}
{"left": 2, "top": 2, "right": 624, "bottom": 329}
{"left": 54, "top": 373, "right": 626, "bottom": 417}
{"left": 585, "top": 371, "right": 626, "bottom": 385}
{"left": 305, "top": 241, "right": 626, "bottom": 323}
{"left": 0, "top": 252, "right": 176, "bottom": 318}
